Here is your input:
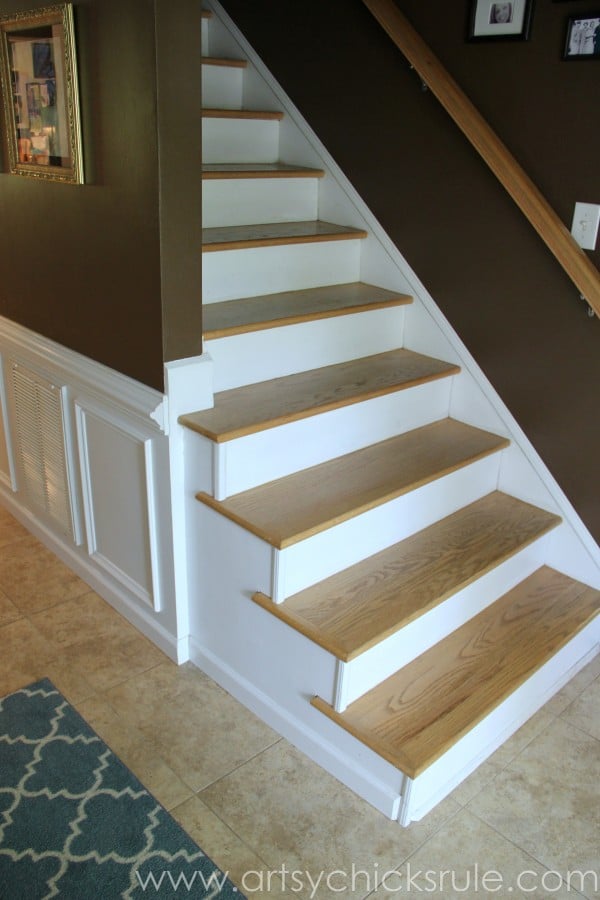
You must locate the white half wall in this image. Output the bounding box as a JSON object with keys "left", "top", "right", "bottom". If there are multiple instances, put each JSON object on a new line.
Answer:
{"left": 0, "top": 316, "right": 182, "bottom": 660}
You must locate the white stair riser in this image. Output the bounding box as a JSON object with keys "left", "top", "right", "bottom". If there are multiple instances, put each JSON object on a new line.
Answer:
{"left": 189, "top": 507, "right": 599, "bottom": 824}
{"left": 195, "top": 635, "right": 405, "bottom": 818}
{"left": 206, "top": 306, "right": 406, "bottom": 392}
{"left": 189, "top": 505, "right": 404, "bottom": 817}
{"left": 404, "top": 632, "right": 599, "bottom": 825}
{"left": 539, "top": 521, "right": 600, "bottom": 590}
{"left": 183, "top": 430, "right": 214, "bottom": 498}
{"left": 275, "top": 452, "right": 503, "bottom": 599}
{"left": 498, "top": 453, "right": 600, "bottom": 590}
{"left": 202, "top": 239, "right": 362, "bottom": 303}
{"left": 202, "top": 176, "right": 320, "bottom": 228}
{"left": 201, "top": 18, "right": 210, "bottom": 56}
{"left": 194, "top": 3, "right": 600, "bottom": 830}
{"left": 202, "top": 63, "right": 244, "bottom": 109}
{"left": 338, "top": 532, "right": 556, "bottom": 710}
{"left": 202, "top": 118, "right": 280, "bottom": 164}
{"left": 214, "top": 380, "right": 453, "bottom": 498}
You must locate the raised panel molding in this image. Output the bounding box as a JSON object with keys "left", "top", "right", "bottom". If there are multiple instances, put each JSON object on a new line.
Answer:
{"left": 75, "top": 400, "right": 163, "bottom": 612}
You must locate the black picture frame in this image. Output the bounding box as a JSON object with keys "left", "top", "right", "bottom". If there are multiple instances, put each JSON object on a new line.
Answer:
{"left": 468, "top": 0, "right": 535, "bottom": 41}
{"left": 563, "top": 13, "right": 600, "bottom": 58}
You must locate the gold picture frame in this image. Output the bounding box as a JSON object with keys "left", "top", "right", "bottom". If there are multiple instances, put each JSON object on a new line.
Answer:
{"left": 0, "top": 3, "right": 83, "bottom": 183}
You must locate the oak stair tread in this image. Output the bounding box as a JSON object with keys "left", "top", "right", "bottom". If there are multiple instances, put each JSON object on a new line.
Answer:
{"left": 202, "top": 220, "right": 369, "bottom": 252}
{"left": 202, "top": 282, "right": 413, "bottom": 339}
{"left": 201, "top": 9, "right": 212, "bottom": 18}
{"left": 195, "top": 419, "right": 510, "bottom": 549}
{"left": 202, "top": 107, "right": 283, "bottom": 120}
{"left": 252, "top": 492, "right": 562, "bottom": 661}
{"left": 202, "top": 162, "right": 325, "bottom": 179}
{"left": 179, "top": 348, "right": 458, "bottom": 442}
{"left": 312, "top": 566, "right": 600, "bottom": 778}
{"left": 202, "top": 56, "right": 248, "bottom": 68}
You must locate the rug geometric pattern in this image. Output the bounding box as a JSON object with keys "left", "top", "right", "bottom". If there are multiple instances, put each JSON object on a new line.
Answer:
{"left": 0, "top": 679, "right": 242, "bottom": 898}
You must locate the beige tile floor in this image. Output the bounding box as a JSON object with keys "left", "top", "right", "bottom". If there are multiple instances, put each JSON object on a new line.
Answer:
{"left": 1, "top": 504, "right": 598, "bottom": 899}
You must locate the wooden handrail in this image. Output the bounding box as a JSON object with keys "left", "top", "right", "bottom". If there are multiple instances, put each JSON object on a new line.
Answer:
{"left": 363, "top": 0, "right": 600, "bottom": 317}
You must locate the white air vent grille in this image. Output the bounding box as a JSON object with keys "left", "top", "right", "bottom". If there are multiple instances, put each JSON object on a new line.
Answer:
{"left": 11, "top": 363, "right": 75, "bottom": 539}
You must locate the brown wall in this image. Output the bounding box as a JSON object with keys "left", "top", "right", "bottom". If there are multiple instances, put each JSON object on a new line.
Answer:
{"left": 0, "top": 0, "right": 202, "bottom": 391}
{"left": 218, "top": 0, "right": 600, "bottom": 543}
{"left": 155, "top": 0, "right": 202, "bottom": 365}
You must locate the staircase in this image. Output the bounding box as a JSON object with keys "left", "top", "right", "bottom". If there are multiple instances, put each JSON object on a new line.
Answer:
{"left": 186, "top": 4, "right": 600, "bottom": 825}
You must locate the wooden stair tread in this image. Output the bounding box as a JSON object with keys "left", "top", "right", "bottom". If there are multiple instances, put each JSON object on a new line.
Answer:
{"left": 312, "top": 567, "right": 600, "bottom": 777}
{"left": 202, "top": 107, "right": 284, "bottom": 121}
{"left": 202, "top": 163, "right": 325, "bottom": 180}
{"left": 202, "top": 56, "right": 247, "bottom": 68}
{"left": 202, "top": 283, "right": 413, "bottom": 339}
{"left": 180, "top": 349, "right": 458, "bottom": 442}
{"left": 253, "top": 492, "right": 562, "bottom": 660}
{"left": 202, "top": 220, "right": 369, "bottom": 253}
{"left": 201, "top": 9, "right": 212, "bottom": 18}
{"left": 195, "top": 419, "right": 509, "bottom": 549}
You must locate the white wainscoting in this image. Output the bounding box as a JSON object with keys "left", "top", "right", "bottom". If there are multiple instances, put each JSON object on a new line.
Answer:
{"left": 0, "top": 316, "right": 182, "bottom": 660}
{"left": 0, "top": 353, "right": 15, "bottom": 489}
{"left": 75, "top": 401, "right": 162, "bottom": 613}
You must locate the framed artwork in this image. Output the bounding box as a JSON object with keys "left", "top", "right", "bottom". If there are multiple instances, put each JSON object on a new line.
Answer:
{"left": 0, "top": 4, "right": 83, "bottom": 183}
{"left": 563, "top": 13, "right": 600, "bottom": 58}
{"left": 468, "top": 0, "right": 535, "bottom": 41}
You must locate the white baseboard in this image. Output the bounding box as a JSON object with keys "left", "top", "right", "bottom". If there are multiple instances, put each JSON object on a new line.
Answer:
{"left": 189, "top": 638, "right": 402, "bottom": 820}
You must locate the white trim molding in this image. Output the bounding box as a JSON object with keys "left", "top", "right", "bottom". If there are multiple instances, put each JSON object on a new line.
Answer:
{"left": 74, "top": 399, "right": 164, "bottom": 613}
{"left": 0, "top": 316, "right": 167, "bottom": 433}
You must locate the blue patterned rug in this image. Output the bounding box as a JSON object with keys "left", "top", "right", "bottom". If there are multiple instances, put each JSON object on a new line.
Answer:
{"left": 0, "top": 679, "right": 242, "bottom": 898}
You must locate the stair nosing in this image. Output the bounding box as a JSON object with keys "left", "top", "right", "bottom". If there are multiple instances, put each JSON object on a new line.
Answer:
{"left": 201, "top": 163, "right": 325, "bottom": 180}
{"left": 202, "top": 107, "right": 284, "bottom": 121}
{"left": 312, "top": 694, "right": 418, "bottom": 776}
{"left": 195, "top": 420, "right": 510, "bottom": 549}
{"left": 201, "top": 56, "right": 248, "bottom": 68}
{"left": 179, "top": 349, "right": 460, "bottom": 443}
{"left": 251, "top": 492, "right": 563, "bottom": 661}
{"left": 311, "top": 567, "right": 600, "bottom": 778}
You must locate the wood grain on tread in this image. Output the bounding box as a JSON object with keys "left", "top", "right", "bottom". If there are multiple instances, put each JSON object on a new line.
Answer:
{"left": 312, "top": 566, "right": 600, "bottom": 777}
{"left": 195, "top": 419, "right": 510, "bottom": 549}
{"left": 202, "top": 220, "right": 368, "bottom": 252}
{"left": 179, "top": 349, "right": 458, "bottom": 442}
{"left": 202, "top": 107, "right": 283, "bottom": 120}
{"left": 202, "top": 283, "right": 412, "bottom": 339}
{"left": 252, "top": 492, "right": 562, "bottom": 660}
{"left": 202, "top": 163, "right": 325, "bottom": 180}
